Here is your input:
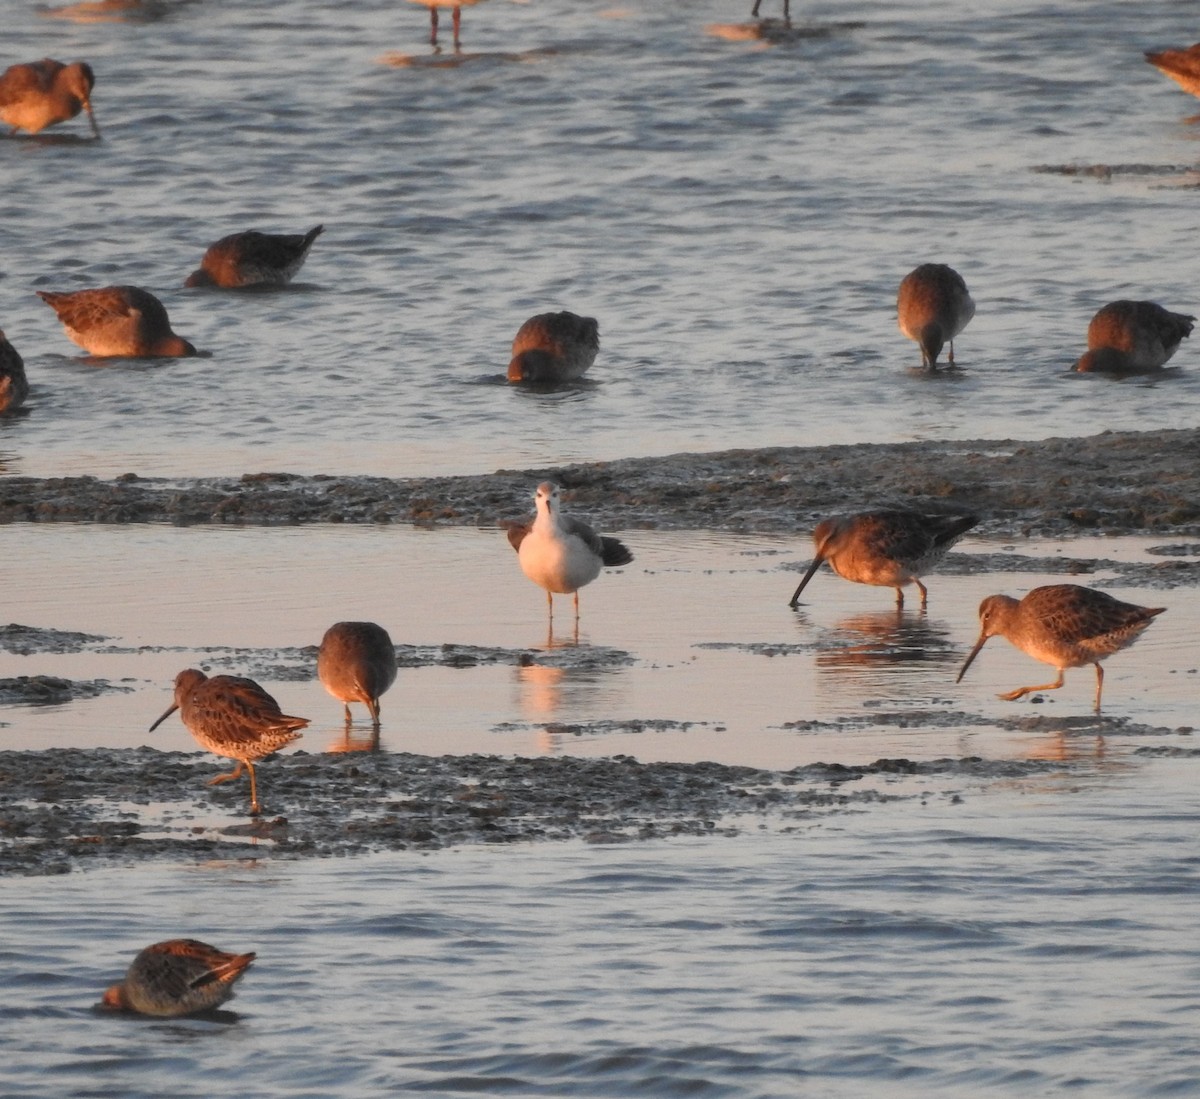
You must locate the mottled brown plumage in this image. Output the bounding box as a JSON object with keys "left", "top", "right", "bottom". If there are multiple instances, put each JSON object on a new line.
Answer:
{"left": 1075, "top": 300, "right": 1195, "bottom": 374}
{"left": 317, "top": 621, "right": 398, "bottom": 727}
{"left": 957, "top": 584, "right": 1165, "bottom": 712}
{"left": 149, "top": 669, "right": 308, "bottom": 814}
{"left": 0, "top": 330, "right": 29, "bottom": 413}
{"left": 37, "top": 285, "right": 196, "bottom": 358}
{"left": 897, "top": 263, "right": 975, "bottom": 369}
{"left": 789, "top": 509, "right": 978, "bottom": 608}
{"left": 102, "top": 939, "right": 255, "bottom": 1017}
{"left": 1145, "top": 42, "right": 1200, "bottom": 100}
{"left": 0, "top": 59, "right": 99, "bottom": 137}
{"left": 184, "top": 225, "right": 324, "bottom": 288}
{"left": 508, "top": 311, "right": 599, "bottom": 384}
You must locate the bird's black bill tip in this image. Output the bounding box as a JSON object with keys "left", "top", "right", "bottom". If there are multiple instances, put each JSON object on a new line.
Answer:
{"left": 147, "top": 703, "right": 178, "bottom": 733}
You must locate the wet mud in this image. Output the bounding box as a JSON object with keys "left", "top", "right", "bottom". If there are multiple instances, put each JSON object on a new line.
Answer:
{"left": 0, "top": 745, "right": 1104, "bottom": 877}
{"left": 1, "top": 428, "right": 1198, "bottom": 537}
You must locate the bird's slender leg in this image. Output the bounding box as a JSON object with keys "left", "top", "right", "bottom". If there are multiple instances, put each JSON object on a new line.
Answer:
{"left": 573, "top": 591, "right": 580, "bottom": 619}
{"left": 948, "top": 338, "right": 956, "bottom": 365}
{"left": 783, "top": 0, "right": 790, "bottom": 21}
{"left": 999, "top": 671, "right": 1065, "bottom": 702}
{"left": 1093, "top": 663, "right": 1104, "bottom": 713}
{"left": 343, "top": 703, "right": 353, "bottom": 726}
{"left": 894, "top": 587, "right": 905, "bottom": 607}
{"left": 453, "top": 5, "right": 462, "bottom": 50}
{"left": 368, "top": 698, "right": 381, "bottom": 729}
{"left": 915, "top": 578, "right": 929, "bottom": 607}
{"left": 247, "top": 762, "right": 260, "bottom": 816}
{"left": 546, "top": 590, "right": 554, "bottom": 620}
{"left": 207, "top": 762, "right": 245, "bottom": 786}
{"left": 430, "top": 7, "right": 439, "bottom": 45}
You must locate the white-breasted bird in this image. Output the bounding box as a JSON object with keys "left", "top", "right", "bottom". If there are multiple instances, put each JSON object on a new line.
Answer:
{"left": 506, "top": 482, "right": 633, "bottom": 619}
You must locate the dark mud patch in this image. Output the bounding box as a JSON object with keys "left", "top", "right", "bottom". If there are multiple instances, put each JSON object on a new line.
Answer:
{"left": 0, "top": 746, "right": 1081, "bottom": 876}
{"left": 779, "top": 711, "right": 1185, "bottom": 737}
{"left": 0, "top": 624, "right": 110, "bottom": 654}
{"left": 1032, "top": 163, "right": 1200, "bottom": 187}
{"left": 905, "top": 548, "right": 1200, "bottom": 589}
{"left": 694, "top": 641, "right": 818, "bottom": 657}
{"left": 3, "top": 428, "right": 1200, "bottom": 538}
{"left": 491, "top": 718, "right": 728, "bottom": 737}
{"left": 0, "top": 676, "right": 132, "bottom": 705}
{"left": 83, "top": 642, "right": 636, "bottom": 687}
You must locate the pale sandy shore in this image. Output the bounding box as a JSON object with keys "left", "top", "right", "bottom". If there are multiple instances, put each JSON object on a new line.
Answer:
{"left": 1, "top": 428, "right": 1198, "bottom": 535}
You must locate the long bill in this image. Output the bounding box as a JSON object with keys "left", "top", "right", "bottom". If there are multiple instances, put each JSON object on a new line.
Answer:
{"left": 148, "top": 703, "right": 178, "bottom": 733}
{"left": 788, "top": 555, "right": 825, "bottom": 608}
{"left": 84, "top": 100, "right": 100, "bottom": 139}
{"left": 955, "top": 635, "right": 989, "bottom": 683}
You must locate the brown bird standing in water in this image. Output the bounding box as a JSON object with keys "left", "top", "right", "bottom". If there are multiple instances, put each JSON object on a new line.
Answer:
{"left": 317, "top": 621, "right": 398, "bottom": 727}
{"left": 0, "top": 59, "right": 99, "bottom": 137}
{"left": 957, "top": 584, "right": 1165, "bottom": 712}
{"left": 508, "top": 311, "right": 599, "bottom": 384}
{"left": 149, "top": 669, "right": 308, "bottom": 814}
{"left": 102, "top": 939, "right": 256, "bottom": 1017}
{"left": 896, "top": 263, "right": 975, "bottom": 369}
{"left": 1145, "top": 42, "right": 1200, "bottom": 100}
{"left": 184, "top": 225, "right": 324, "bottom": 288}
{"left": 1074, "top": 300, "right": 1195, "bottom": 375}
{"left": 789, "top": 509, "right": 978, "bottom": 608}
{"left": 0, "top": 331, "right": 29, "bottom": 413}
{"left": 407, "top": 0, "right": 488, "bottom": 50}
{"left": 37, "top": 286, "right": 197, "bottom": 358}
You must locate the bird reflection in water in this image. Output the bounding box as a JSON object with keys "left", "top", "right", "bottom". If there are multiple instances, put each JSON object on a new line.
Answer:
{"left": 1019, "top": 727, "right": 1108, "bottom": 765}
{"left": 325, "top": 724, "right": 382, "bottom": 754}
{"left": 516, "top": 659, "right": 567, "bottom": 720}
{"left": 813, "top": 608, "right": 958, "bottom": 676}
{"left": 513, "top": 641, "right": 626, "bottom": 737}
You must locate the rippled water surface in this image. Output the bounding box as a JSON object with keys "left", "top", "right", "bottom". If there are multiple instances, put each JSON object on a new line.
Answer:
{"left": 5, "top": 776, "right": 1200, "bottom": 1098}
{"left": 3, "top": 0, "right": 1200, "bottom": 478}
{"left": 5, "top": 1, "right": 1200, "bottom": 1094}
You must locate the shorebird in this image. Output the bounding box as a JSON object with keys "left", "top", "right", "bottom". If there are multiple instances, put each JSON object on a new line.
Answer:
{"left": 149, "top": 669, "right": 308, "bottom": 814}
{"left": 37, "top": 285, "right": 197, "bottom": 357}
{"left": 507, "top": 482, "right": 633, "bottom": 619}
{"left": 1074, "top": 300, "right": 1195, "bottom": 374}
{"left": 1145, "top": 42, "right": 1200, "bottom": 100}
{"left": 957, "top": 584, "right": 1165, "bottom": 712}
{"left": 508, "top": 311, "right": 600, "bottom": 384}
{"left": 184, "top": 225, "right": 324, "bottom": 289}
{"left": 751, "top": 0, "right": 790, "bottom": 18}
{"left": 102, "top": 940, "right": 255, "bottom": 1017}
{"left": 317, "top": 621, "right": 398, "bottom": 727}
{"left": 789, "top": 509, "right": 979, "bottom": 609}
{"left": 897, "top": 264, "right": 975, "bottom": 369}
{"left": 407, "top": 0, "right": 488, "bottom": 50}
{"left": 0, "top": 59, "right": 99, "bottom": 137}
{"left": 0, "top": 331, "right": 29, "bottom": 413}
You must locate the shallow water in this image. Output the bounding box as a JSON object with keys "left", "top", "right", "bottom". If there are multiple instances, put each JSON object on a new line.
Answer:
{"left": 4, "top": 2, "right": 1200, "bottom": 1094}
{"left": 1, "top": 524, "right": 1195, "bottom": 766}
{"left": 3, "top": 0, "right": 1200, "bottom": 479}
{"left": 5, "top": 767, "right": 1200, "bottom": 1098}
